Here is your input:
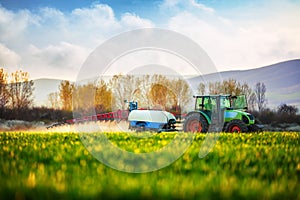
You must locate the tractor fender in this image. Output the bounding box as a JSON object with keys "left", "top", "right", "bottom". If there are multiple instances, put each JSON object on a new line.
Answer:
{"left": 224, "top": 110, "right": 254, "bottom": 125}
{"left": 185, "top": 111, "right": 211, "bottom": 125}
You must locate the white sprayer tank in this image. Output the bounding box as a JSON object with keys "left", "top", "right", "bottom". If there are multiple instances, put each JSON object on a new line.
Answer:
{"left": 128, "top": 110, "right": 176, "bottom": 130}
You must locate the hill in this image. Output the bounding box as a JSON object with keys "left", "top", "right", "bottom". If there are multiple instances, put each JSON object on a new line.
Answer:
{"left": 32, "top": 59, "right": 300, "bottom": 110}
{"left": 188, "top": 59, "right": 300, "bottom": 109}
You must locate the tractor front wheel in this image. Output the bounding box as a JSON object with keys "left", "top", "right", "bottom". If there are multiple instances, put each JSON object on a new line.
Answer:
{"left": 225, "top": 120, "right": 248, "bottom": 133}
{"left": 183, "top": 113, "right": 208, "bottom": 133}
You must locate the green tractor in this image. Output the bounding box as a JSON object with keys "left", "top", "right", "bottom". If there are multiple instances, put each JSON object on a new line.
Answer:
{"left": 183, "top": 94, "right": 262, "bottom": 133}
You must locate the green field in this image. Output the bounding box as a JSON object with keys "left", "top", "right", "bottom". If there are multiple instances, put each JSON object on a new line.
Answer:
{"left": 0, "top": 131, "right": 299, "bottom": 199}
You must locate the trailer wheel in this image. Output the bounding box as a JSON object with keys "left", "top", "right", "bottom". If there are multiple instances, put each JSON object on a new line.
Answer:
{"left": 183, "top": 113, "right": 208, "bottom": 133}
{"left": 136, "top": 122, "right": 146, "bottom": 132}
{"left": 225, "top": 120, "right": 248, "bottom": 133}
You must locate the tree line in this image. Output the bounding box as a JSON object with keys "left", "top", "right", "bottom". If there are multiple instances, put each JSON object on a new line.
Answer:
{"left": 54, "top": 75, "right": 267, "bottom": 116}
{"left": 0, "top": 67, "right": 298, "bottom": 124}
{"left": 51, "top": 74, "right": 191, "bottom": 117}
{"left": 197, "top": 79, "right": 267, "bottom": 112}
{"left": 46, "top": 75, "right": 300, "bottom": 124}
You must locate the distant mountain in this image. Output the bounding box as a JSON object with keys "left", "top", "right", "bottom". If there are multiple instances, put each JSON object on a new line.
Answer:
{"left": 188, "top": 59, "right": 300, "bottom": 109}
{"left": 32, "top": 59, "right": 300, "bottom": 109}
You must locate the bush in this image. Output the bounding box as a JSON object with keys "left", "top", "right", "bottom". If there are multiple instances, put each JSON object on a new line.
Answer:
{"left": 0, "top": 107, "right": 72, "bottom": 123}
{"left": 252, "top": 107, "right": 300, "bottom": 125}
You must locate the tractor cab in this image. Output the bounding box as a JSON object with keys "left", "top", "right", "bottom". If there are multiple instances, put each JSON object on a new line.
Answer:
{"left": 195, "top": 94, "right": 247, "bottom": 112}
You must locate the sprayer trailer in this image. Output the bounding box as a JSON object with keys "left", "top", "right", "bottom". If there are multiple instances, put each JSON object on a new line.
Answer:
{"left": 128, "top": 110, "right": 177, "bottom": 132}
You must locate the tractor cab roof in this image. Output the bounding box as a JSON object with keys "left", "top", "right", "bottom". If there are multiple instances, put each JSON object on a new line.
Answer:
{"left": 193, "top": 94, "right": 231, "bottom": 98}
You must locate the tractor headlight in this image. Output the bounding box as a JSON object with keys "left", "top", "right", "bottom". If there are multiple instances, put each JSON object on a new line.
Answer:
{"left": 247, "top": 114, "right": 254, "bottom": 120}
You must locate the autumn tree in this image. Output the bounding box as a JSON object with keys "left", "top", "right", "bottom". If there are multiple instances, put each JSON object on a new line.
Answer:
{"left": 72, "top": 83, "right": 95, "bottom": 115}
{"left": 0, "top": 68, "right": 9, "bottom": 117}
{"left": 169, "top": 78, "right": 192, "bottom": 112}
{"left": 197, "top": 82, "right": 206, "bottom": 95}
{"left": 206, "top": 78, "right": 258, "bottom": 110}
{"left": 59, "top": 80, "right": 74, "bottom": 111}
{"left": 94, "top": 79, "right": 112, "bottom": 113}
{"left": 109, "top": 75, "right": 140, "bottom": 110}
{"left": 8, "top": 70, "right": 34, "bottom": 110}
{"left": 47, "top": 92, "right": 60, "bottom": 109}
{"left": 254, "top": 82, "right": 267, "bottom": 111}
{"left": 208, "top": 81, "right": 222, "bottom": 94}
{"left": 148, "top": 75, "right": 175, "bottom": 110}
{"left": 134, "top": 75, "right": 152, "bottom": 109}
{"left": 149, "top": 83, "right": 169, "bottom": 109}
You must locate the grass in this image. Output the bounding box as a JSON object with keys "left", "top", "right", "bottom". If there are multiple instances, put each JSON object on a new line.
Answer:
{"left": 0, "top": 131, "right": 299, "bottom": 199}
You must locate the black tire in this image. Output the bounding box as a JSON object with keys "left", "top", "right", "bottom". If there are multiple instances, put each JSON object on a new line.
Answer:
{"left": 136, "top": 122, "right": 146, "bottom": 132}
{"left": 248, "top": 124, "right": 263, "bottom": 133}
{"left": 225, "top": 120, "right": 248, "bottom": 133}
{"left": 183, "top": 113, "right": 208, "bottom": 133}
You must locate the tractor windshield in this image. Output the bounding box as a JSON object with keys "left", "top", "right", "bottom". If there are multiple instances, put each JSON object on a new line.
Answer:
{"left": 220, "top": 96, "right": 230, "bottom": 109}
{"left": 195, "top": 96, "right": 217, "bottom": 111}
{"left": 231, "top": 95, "right": 248, "bottom": 110}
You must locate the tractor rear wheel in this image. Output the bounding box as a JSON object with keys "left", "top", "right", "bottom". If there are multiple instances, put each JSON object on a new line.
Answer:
{"left": 225, "top": 120, "right": 248, "bottom": 133}
{"left": 183, "top": 113, "right": 208, "bottom": 133}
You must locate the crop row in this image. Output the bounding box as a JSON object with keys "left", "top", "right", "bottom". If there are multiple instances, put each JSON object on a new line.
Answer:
{"left": 0, "top": 131, "right": 299, "bottom": 199}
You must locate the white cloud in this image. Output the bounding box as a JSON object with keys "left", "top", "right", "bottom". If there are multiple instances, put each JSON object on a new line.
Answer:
{"left": 23, "top": 42, "right": 90, "bottom": 80}
{"left": 0, "top": 6, "right": 38, "bottom": 48}
{"left": 160, "top": 0, "right": 180, "bottom": 9}
{"left": 29, "top": 42, "right": 88, "bottom": 69}
{"left": 0, "top": 4, "right": 155, "bottom": 80}
{"left": 120, "top": 13, "right": 154, "bottom": 29}
{"left": 0, "top": 43, "right": 21, "bottom": 69}
{"left": 71, "top": 4, "right": 119, "bottom": 31}
{"left": 189, "top": 0, "right": 214, "bottom": 13}
{"left": 165, "top": 0, "right": 300, "bottom": 71}
{"left": 160, "top": 0, "right": 215, "bottom": 14}
{"left": 0, "top": 1, "right": 299, "bottom": 81}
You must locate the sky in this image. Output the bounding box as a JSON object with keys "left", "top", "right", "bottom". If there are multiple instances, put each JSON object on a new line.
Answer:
{"left": 0, "top": 0, "right": 300, "bottom": 80}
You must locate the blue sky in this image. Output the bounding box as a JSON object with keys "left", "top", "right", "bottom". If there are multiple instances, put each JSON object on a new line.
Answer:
{"left": 0, "top": 0, "right": 299, "bottom": 80}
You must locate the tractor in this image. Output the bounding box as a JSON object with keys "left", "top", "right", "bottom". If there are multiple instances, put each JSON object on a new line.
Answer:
{"left": 183, "top": 94, "right": 262, "bottom": 133}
